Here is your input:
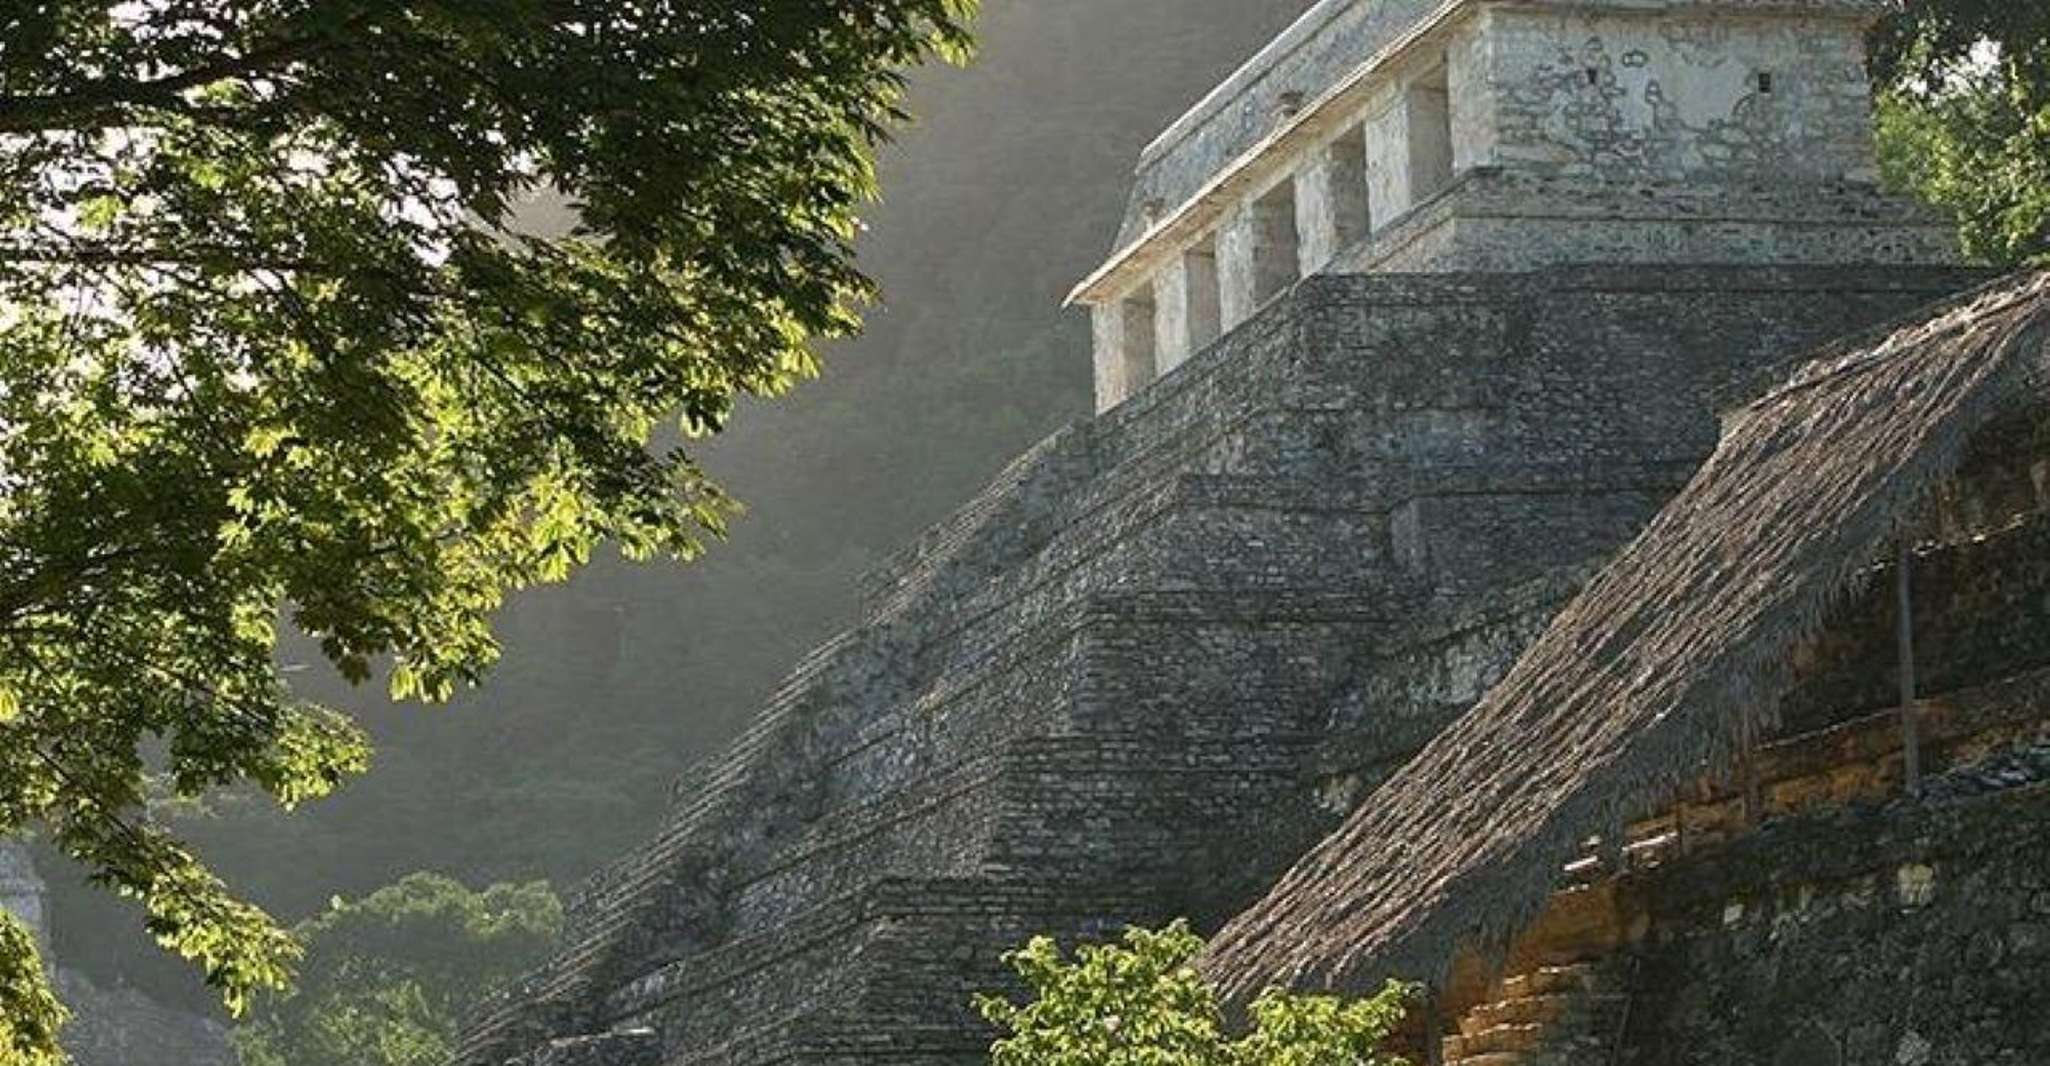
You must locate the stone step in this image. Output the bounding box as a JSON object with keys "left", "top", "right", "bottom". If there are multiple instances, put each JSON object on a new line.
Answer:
{"left": 1443, "top": 961, "right": 1626, "bottom": 1066}
{"left": 1447, "top": 1020, "right": 1623, "bottom": 1064}
{"left": 1447, "top": 1034, "right": 1618, "bottom": 1066}
{"left": 1461, "top": 994, "right": 1557, "bottom": 1037}
{"left": 1445, "top": 1053, "right": 1527, "bottom": 1066}
{"left": 1458, "top": 1022, "right": 1545, "bottom": 1056}
{"left": 1498, "top": 963, "right": 1602, "bottom": 1000}
{"left": 1461, "top": 991, "right": 1628, "bottom": 1036}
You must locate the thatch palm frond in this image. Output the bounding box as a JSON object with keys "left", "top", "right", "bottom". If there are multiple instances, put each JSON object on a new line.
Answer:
{"left": 1203, "top": 270, "right": 2050, "bottom": 1005}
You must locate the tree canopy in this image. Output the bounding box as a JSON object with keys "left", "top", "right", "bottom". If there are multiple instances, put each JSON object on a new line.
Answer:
{"left": 0, "top": 1, "right": 972, "bottom": 1058}
{"left": 976, "top": 922, "right": 1415, "bottom": 1066}
{"left": 2, "top": 0, "right": 2044, "bottom": 1060}
{"left": 1871, "top": 2, "right": 2050, "bottom": 265}
{"left": 231, "top": 873, "right": 561, "bottom": 1066}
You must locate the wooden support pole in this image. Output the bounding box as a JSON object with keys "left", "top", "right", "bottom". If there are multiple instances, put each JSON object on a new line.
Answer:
{"left": 1897, "top": 543, "right": 1922, "bottom": 795}
{"left": 1424, "top": 984, "right": 1444, "bottom": 1066}
{"left": 1741, "top": 752, "right": 1761, "bottom": 830}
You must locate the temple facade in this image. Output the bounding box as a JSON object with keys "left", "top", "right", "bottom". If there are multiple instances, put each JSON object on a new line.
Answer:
{"left": 453, "top": 4, "right": 2036, "bottom": 1065}
{"left": 1072, "top": 0, "right": 1952, "bottom": 411}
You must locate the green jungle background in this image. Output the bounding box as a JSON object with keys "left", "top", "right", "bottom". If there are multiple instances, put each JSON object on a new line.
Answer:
{"left": 49, "top": 0, "right": 1308, "bottom": 1011}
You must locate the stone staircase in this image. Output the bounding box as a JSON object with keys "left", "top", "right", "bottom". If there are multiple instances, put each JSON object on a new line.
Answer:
{"left": 455, "top": 269, "right": 1979, "bottom": 1066}
{"left": 1442, "top": 964, "right": 1628, "bottom": 1066}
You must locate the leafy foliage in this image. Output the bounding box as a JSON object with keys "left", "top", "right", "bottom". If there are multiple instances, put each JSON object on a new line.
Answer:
{"left": 0, "top": 0, "right": 973, "bottom": 1052}
{"left": 1868, "top": 2, "right": 2050, "bottom": 91}
{"left": 1870, "top": 3, "right": 2050, "bottom": 265}
{"left": 975, "top": 921, "right": 1416, "bottom": 1066}
{"left": 230, "top": 872, "right": 561, "bottom": 1066}
{"left": 35, "top": 0, "right": 1310, "bottom": 1018}
{"left": 0, "top": 914, "right": 64, "bottom": 1066}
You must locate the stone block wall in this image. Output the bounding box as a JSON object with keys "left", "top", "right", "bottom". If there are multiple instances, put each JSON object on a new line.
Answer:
{"left": 1779, "top": 518, "right": 2050, "bottom": 738}
{"left": 1336, "top": 170, "right": 1961, "bottom": 275}
{"left": 1114, "top": 0, "right": 1893, "bottom": 253}
{"left": 1082, "top": 0, "right": 1943, "bottom": 410}
{"left": 1434, "top": 770, "right": 2050, "bottom": 1066}
{"left": 1116, "top": 0, "right": 1443, "bottom": 252}
{"left": 1472, "top": 5, "right": 1879, "bottom": 184}
{"left": 457, "top": 265, "right": 1982, "bottom": 1066}
{"left": 1619, "top": 784, "right": 2050, "bottom": 1066}
{"left": 1417, "top": 423, "right": 2050, "bottom": 1066}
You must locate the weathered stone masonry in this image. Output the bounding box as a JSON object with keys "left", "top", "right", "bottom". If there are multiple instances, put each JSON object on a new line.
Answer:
{"left": 457, "top": 1, "right": 2004, "bottom": 1063}
{"left": 1075, "top": 0, "right": 1951, "bottom": 411}
{"left": 457, "top": 265, "right": 1979, "bottom": 1066}
{"left": 1425, "top": 446, "right": 2050, "bottom": 1066}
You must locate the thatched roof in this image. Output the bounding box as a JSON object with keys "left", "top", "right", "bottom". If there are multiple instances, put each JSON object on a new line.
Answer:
{"left": 1202, "top": 270, "right": 2050, "bottom": 1005}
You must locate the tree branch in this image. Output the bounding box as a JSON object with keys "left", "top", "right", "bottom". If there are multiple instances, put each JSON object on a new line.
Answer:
{"left": 0, "top": 20, "right": 363, "bottom": 134}
{"left": 0, "top": 243, "right": 328, "bottom": 273}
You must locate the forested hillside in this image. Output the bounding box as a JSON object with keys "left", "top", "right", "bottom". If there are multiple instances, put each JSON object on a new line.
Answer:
{"left": 52, "top": 1, "right": 1309, "bottom": 1005}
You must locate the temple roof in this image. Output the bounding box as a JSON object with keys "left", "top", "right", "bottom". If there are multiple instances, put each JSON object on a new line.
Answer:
{"left": 1080, "top": 0, "right": 1895, "bottom": 306}
{"left": 1200, "top": 270, "right": 2050, "bottom": 1005}
{"left": 1110, "top": 0, "right": 1440, "bottom": 253}
{"left": 1116, "top": 0, "right": 1895, "bottom": 251}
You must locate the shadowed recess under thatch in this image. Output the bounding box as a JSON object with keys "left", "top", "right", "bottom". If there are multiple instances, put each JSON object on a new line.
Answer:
{"left": 1202, "top": 270, "right": 2050, "bottom": 1006}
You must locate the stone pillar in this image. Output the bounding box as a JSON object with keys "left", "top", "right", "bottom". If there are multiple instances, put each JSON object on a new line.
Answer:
{"left": 1153, "top": 245, "right": 1220, "bottom": 375}
{"left": 1364, "top": 98, "right": 1412, "bottom": 226}
{"left": 1407, "top": 75, "right": 1454, "bottom": 204}
{"left": 1218, "top": 187, "right": 1299, "bottom": 331}
{"left": 1365, "top": 70, "right": 1455, "bottom": 224}
{"left": 1091, "top": 293, "right": 1156, "bottom": 413}
{"left": 1153, "top": 260, "right": 1190, "bottom": 375}
{"left": 1218, "top": 209, "right": 1258, "bottom": 331}
{"left": 1295, "top": 129, "right": 1371, "bottom": 274}
{"left": 1446, "top": 20, "right": 1496, "bottom": 174}
{"left": 1090, "top": 302, "right": 1124, "bottom": 412}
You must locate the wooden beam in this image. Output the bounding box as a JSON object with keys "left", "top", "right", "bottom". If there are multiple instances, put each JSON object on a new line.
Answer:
{"left": 1424, "top": 984, "right": 1444, "bottom": 1066}
{"left": 1897, "top": 543, "right": 1923, "bottom": 794}
{"left": 1741, "top": 752, "right": 1761, "bottom": 829}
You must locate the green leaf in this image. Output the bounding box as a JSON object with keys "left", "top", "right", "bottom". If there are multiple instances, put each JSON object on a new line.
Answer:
{"left": 77, "top": 194, "right": 125, "bottom": 232}
{"left": 0, "top": 914, "right": 67, "bottom": 1066}
{"left": 978, "top": 921, "right": 1413, "bottom": 1066}
{"left": 0, "top": 0, "right": 978, "bottom": 1050}
{"left": 233, "top": 873, "right": 561, "bottom": 1066}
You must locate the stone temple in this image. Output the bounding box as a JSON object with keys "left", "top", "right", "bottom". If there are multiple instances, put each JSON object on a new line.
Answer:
{"left": 1072, "top": 0, "right": 1952, "bottom": 410}
{"left": 459, "top": 2, "right": 2050, "bottom": 1064}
